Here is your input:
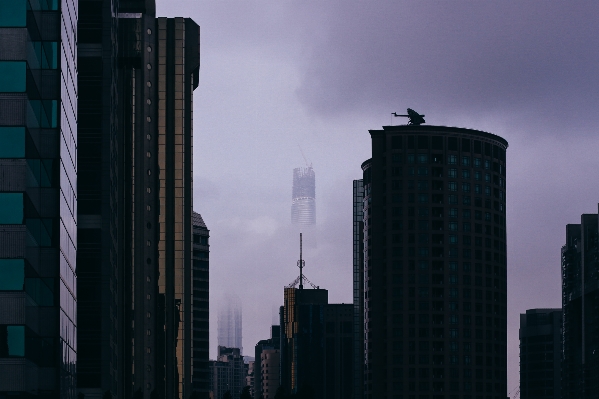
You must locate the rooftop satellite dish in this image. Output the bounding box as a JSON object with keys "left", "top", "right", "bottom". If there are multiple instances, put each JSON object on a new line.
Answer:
{"left": 392, "top": 108, "right": 426, "bottom": 125}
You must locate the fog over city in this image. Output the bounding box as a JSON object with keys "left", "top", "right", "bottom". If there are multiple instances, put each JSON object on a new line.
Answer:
{"left": 156, "top": 1, "right": 599, "bottom": 392}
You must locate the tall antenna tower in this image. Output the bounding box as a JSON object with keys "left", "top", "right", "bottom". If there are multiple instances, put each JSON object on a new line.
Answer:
{"left": 286, "top": 233, "right": 318, "bottom": 289}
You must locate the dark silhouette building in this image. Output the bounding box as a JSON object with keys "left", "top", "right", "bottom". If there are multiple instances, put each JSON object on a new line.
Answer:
{"left": 280, "top": 284, "right": 354, "bottom": 399}
{"left": 361, "top": 125, "right": 508, "bottom": 399}
{"left": 519, "top": 308, "right": 562, "bottom": 399}
{"left": 254, "top": 325, "right": 281, "bottom": 399}
{"left": 562, "top": 213, "right": 599, "bottom": 399}
{"left": 353, "top": 179, "right": 365, "bottom": 399}
{"left": 77, "top": 1, "right": 121, "bottom": 397}
{"left": 193, "top": 212, "right": 210, "bottom": 398}
{"left": 291, "top": 167, "right": 316, "bottom": 226}
{"left": 76, "top": 1, "right": 200, "bottom": 398}
{"left": 0, "top": 0, "right": 78, "bottom": 398}
{"left": 209, "top": 346, "right": 246, "bottom": 399}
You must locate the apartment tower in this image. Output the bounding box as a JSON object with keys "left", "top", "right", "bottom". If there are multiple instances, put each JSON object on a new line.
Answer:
{"left": 361, "top": 125, "right": 508, "bottom": 399}
{"left": 0, "top": 0, "right": 78, "bottom": 398}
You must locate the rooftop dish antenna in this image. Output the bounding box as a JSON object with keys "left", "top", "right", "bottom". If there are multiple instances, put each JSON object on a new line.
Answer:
{"left": 392, "top": 108, "right": 426, "bottom": 125}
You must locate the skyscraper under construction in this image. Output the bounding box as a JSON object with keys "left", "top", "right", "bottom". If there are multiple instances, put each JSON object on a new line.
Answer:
{"left": 291, "top": 167, "right": 316, "bottom": 226}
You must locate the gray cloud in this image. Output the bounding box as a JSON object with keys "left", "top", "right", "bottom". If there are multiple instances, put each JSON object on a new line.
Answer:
{"left": 158, "top": 1, "right": 599, "bottom": 394}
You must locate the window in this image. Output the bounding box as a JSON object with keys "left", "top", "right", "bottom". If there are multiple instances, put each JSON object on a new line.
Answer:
{"left": 462, "top": 183, "right": 470, "bottom": 193}
{"left": 485, "top": 173, "right": 491, "bottom": 183}
{"left": 417, "top": 167, "right": 428, "bottom": 176}
{"left": 448, "top": 195, "right": 458, "bottom": 204}
{"left": 463, "top": 209, "right": 471, "bottom": 219}
{"left": 484, "top": 160, "right": 491, "bottom": 170}
{"left": 0, "top": 259, "right": 24, "bottom": 290}
{"left": 418, "top": 154, "right": 428, "bottom": 164}
{"left": 474, "top": 157, "right": 481, "bottom": 167}
{"left": 474, "top": 184, "right": 481, "bottom": 194}
{"left": 449, "top": 208, "right": 458, "bottom": 218}
{"left": 448, "top": 168, "right": 457, "bottom": 178}
{"left": 449, "top": 274, "right": 458, "bottom": 284}
{"left": 462, "top": 156, "right": 470, "bottom": 166}
{"left": 418, "top": 181, "right": 428, "bottom": 190}
{"left": 485, "top": 186, "right": 491, "bottom": 196}
{"left": 0, "top": 62, "right": 26, "bottom": 92}
{"left": 474, "top": 171, "right": 481, "bottom": 181}
{"left": 448, "top": 182, "right": 457, "bottom": 191}
{"left": 463, "top": 196, "right": 471, "bottom": 205}
{"left": 0, "top": 127, "right": 25, "bottom": 157}
{"left": 0, "top": 326, "right": 24, "bottom": 357}
{"left": 392, "top": 154, "right": 402, "bottom": 163}
{"left": 407, "top": 154, "right": 415, "bottom": 164}
{"left": 448, "top": 155, "right": 457, "bottom": 165}
{"left": 448, "top": 222, "right": 458, "bottom": 231}
{"left": 448, "top": 261, "right": 458, "bottom": 271}
{"left": 449, "top": 234, "right": 458, "bottom": 244}
{"left": 0, "top": 0, "right": 27, "bottom": 26}
{"left": 463, "top": 222, "right": 471, "bottom": 232}
{"left": 450, "top": 315, "right": 458, "bottom": 325}
{"left": 418, "top": 194, "right": 428, "bottom": 204}
{"left": 0, "top": 193, "right": 23, "bottom": 224}
{"left": 462, "top": 169, "right": 470, "bottom": 179}
{"left": 485, "top": 212, "right": 491, "bottom": 221}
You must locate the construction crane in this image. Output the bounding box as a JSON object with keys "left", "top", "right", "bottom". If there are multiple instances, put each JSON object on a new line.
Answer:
{"left": 298, "top": 144, "right": 312, "bottom": 168}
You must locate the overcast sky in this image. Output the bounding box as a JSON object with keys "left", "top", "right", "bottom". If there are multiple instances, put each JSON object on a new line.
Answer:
{"left": 157, "top": 1, "right": 599, "bottom": 394}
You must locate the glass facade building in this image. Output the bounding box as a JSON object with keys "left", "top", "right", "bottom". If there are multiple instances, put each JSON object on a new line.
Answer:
{"left": 0, "top": 0, "right": 78, "bottom": 397}
{"left": 361, "top": 125, "right": 508, "bottom": 399}
{"left": 291, "top": 167, "right": 316, "bottom": 226}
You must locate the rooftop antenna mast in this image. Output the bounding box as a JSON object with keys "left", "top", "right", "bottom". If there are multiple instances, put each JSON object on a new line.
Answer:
{"left": 298, "top": 233, "right": 304, "bottom": 289}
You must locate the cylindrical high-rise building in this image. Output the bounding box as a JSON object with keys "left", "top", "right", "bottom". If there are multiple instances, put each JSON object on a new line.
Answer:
{"left": 361, "top": 125, "right": 508, "bottom": 399}
{"left": 292, "top": 167, "right": 316, "bottom": 225}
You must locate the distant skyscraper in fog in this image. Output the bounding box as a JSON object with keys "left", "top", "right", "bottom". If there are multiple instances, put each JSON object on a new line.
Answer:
{"left": 291, "top": 167, "right": 316, "bottom": 225}
{"left": 218, "top": 294, "right": 243, "bottom": 353}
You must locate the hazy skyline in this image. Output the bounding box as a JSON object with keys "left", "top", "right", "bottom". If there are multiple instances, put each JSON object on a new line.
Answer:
{"left": 156, "top": 1, "right": 599, "bottom": 394}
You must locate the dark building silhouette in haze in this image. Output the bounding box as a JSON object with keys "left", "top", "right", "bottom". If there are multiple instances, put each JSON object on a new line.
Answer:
{"left": 218, "top": 294, "right": 243, "bottom": 354}
{"left": 361, "top": 125, "right": 508, "bottom": 398}
{"left": 193, "top": 212, "right": 210, "bottom": 398}
{"left": 562, "top": 213, "right": 599, "bottom": 399}
{"left": 254, "top": 325, "right": 281, "bottom": 399}
{"left": 519, "top": 308, "right": 562, "bottom": 399}
{"left": 291, "top": 167, "right": 316, "bottom": 226}
{"left": 76, "top": 1, "right": 200, "bottom": 398}
{"left": 0, "top": 0, "right": 78, "bottom": 397}
{"left": 280, "top": 237, "right": 354, "bottom": 399}
{"left": 353, "top": 179, "right": 365, "bottom": 399}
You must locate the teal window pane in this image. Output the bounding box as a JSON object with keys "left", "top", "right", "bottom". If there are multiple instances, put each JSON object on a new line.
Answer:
{"left": 6, "top": 326, "right": 25, "bottom": 356}
{"left": 0, "top": 193, "right": 23, "bottom": 224}
{"left": 0, "top": 0, "right": 27, "bottom": 27}
{"left": 42, "top": 42, "right": 58, "bottom": 69}
{"left": 0, "top": 259, "right": 25, "bottom": 290}
{"left": 0, "top": 127, "right": 25, "bottom": 158}
{"left": 0, "top": 62, "right": 26, "bottom": 92}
